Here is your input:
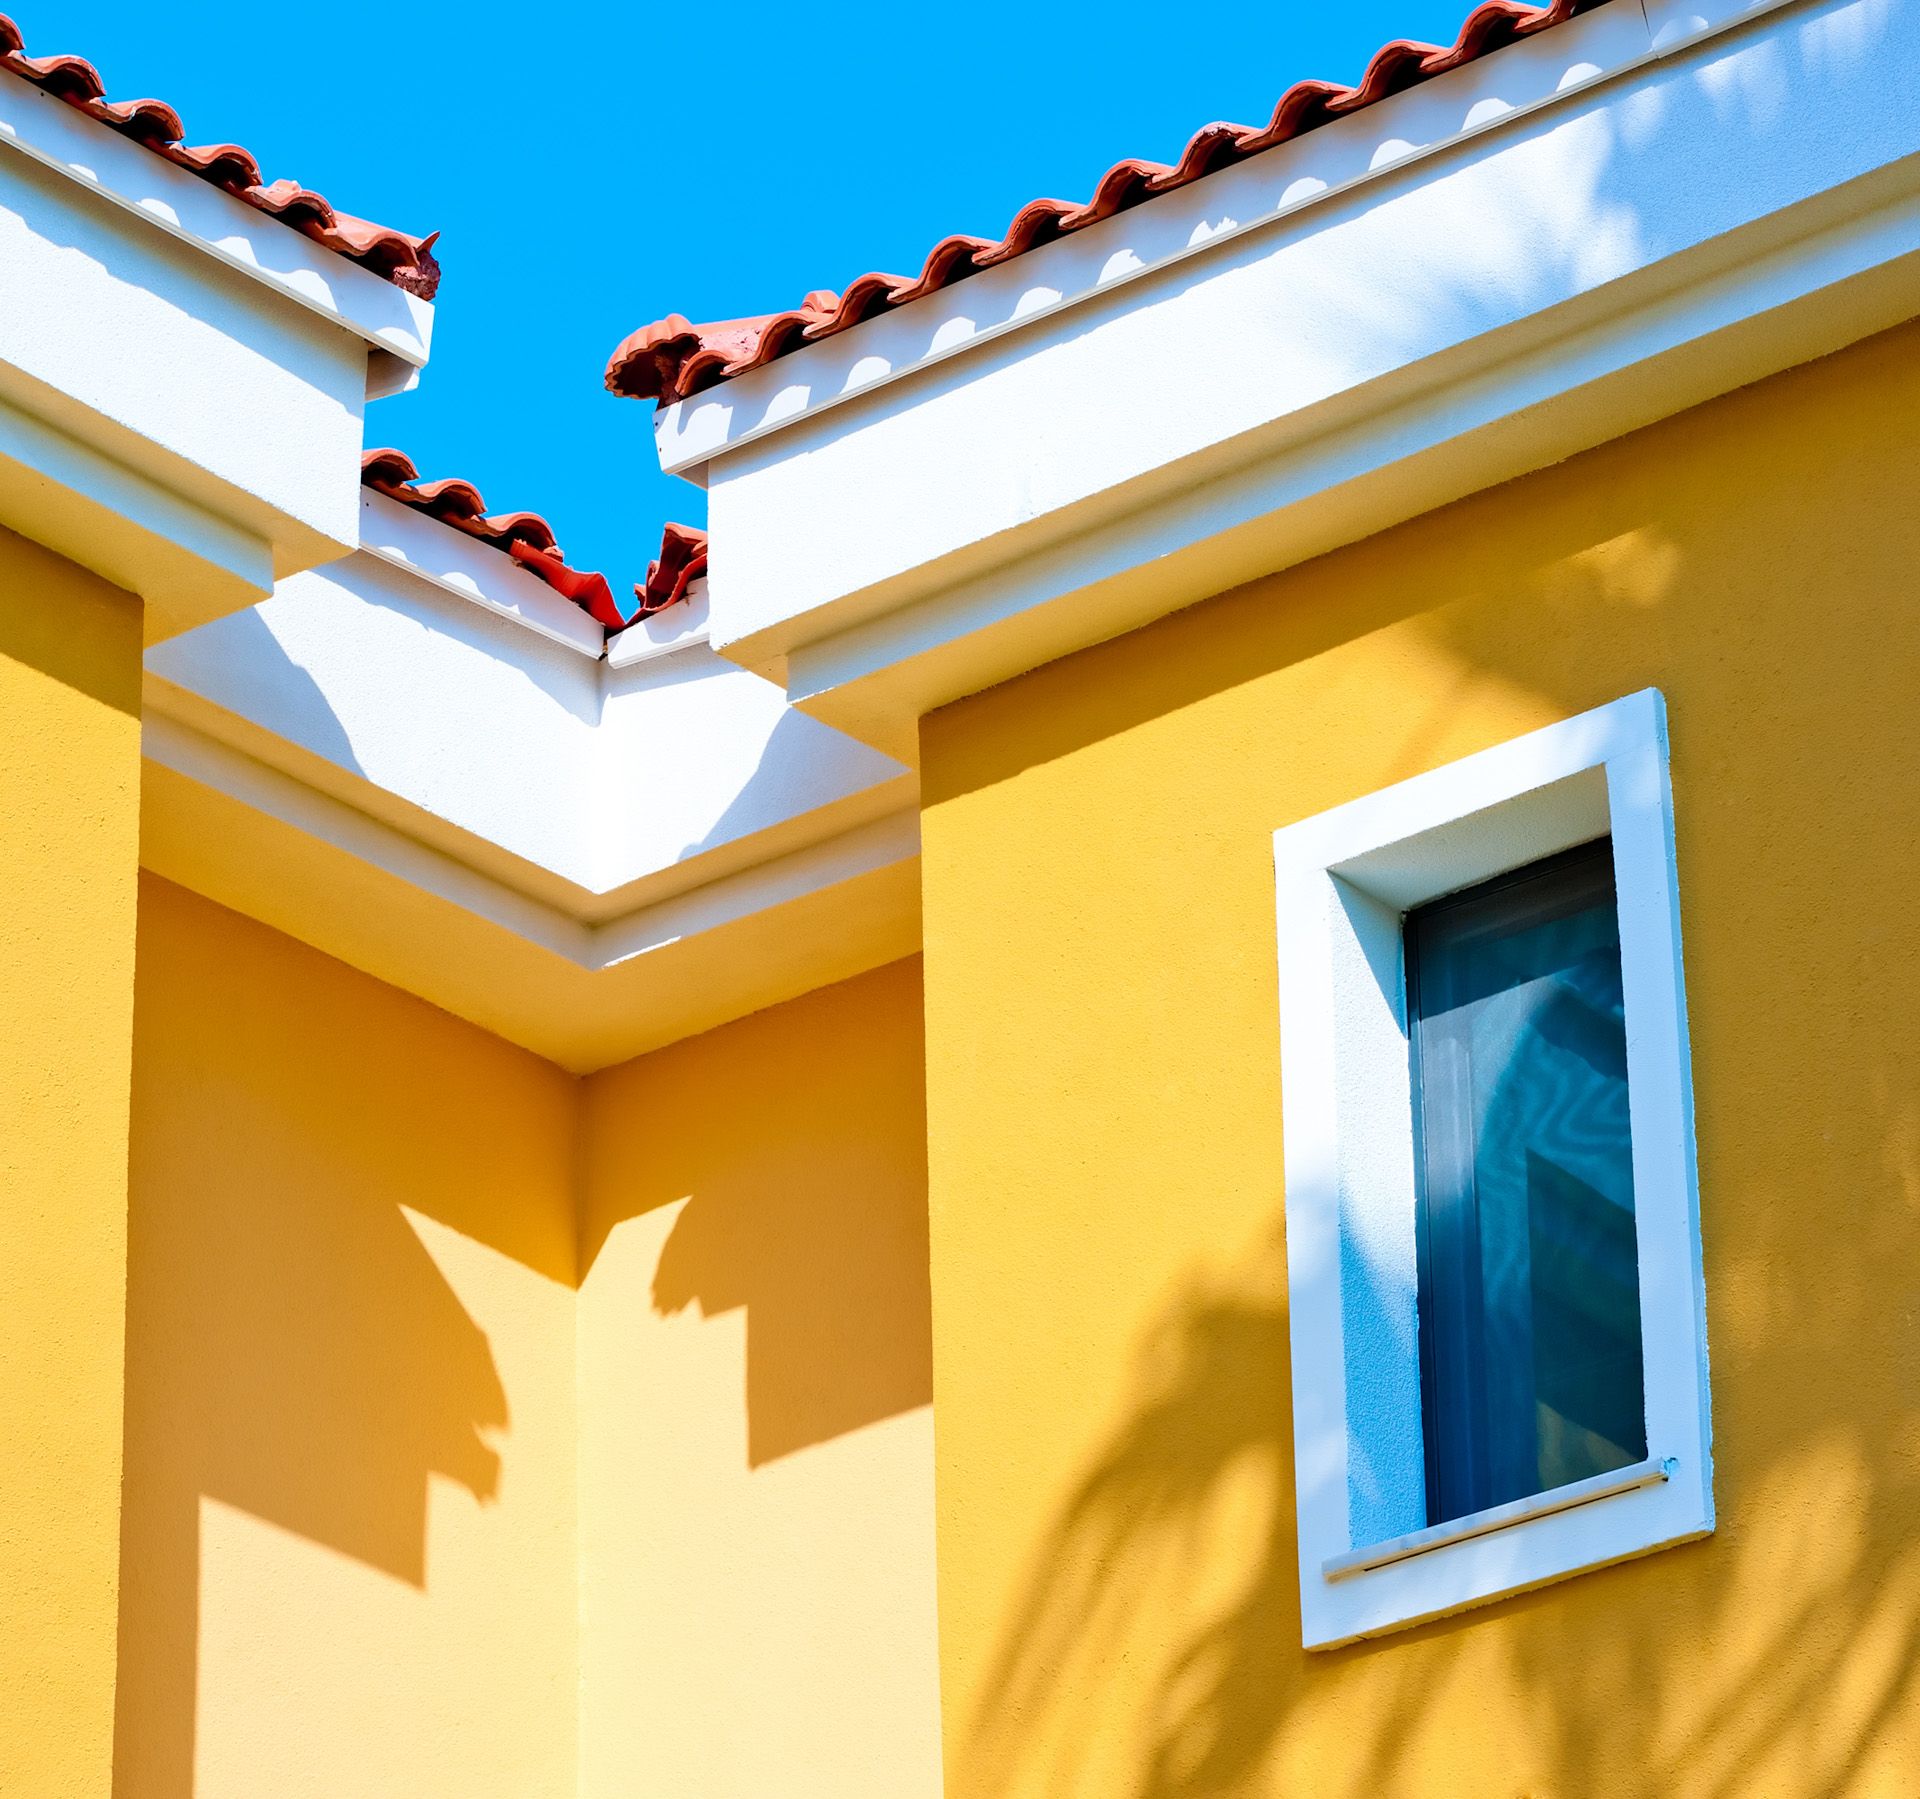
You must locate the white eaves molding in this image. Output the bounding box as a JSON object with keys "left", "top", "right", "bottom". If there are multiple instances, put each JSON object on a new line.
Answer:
{"left": 0, "top": 76, "right": 437, "bottom": 640}
{"left": 664, "top": 0, "right": 1920, "bottom": 757}
{"left": 653, "top": 0, "right": 1789, "bottom": 476}
{"left": 606, "top": 585, "right": 713, "bottom": 668}
{"left": 0, "top": 72, "right": 432, "bottom": 381}
{"left": 357, "top": 488, "right": 607, "bottom": 659}
{"left": 139, "top": 530, "right": 918, "bottom": 1068}
{"left": 141, "top": 705, "right": 921, "bottom": 1073}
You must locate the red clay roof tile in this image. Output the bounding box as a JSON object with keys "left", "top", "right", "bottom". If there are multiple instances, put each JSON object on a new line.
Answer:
{"left": 606, "top": 0, "right": 1610, "bottom": 404}
{"left": 638, "top": 523, "right": 710, "bottom": 618}
{"left": 361, "top": 450, "right": 706, "bottom": 635}
{"left": 0, "top": 12, "right": 440, "bottom": 297}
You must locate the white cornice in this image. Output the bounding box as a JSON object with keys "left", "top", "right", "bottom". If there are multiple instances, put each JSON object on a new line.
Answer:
{"left": 139, "top": 534, "right": 918, "bottom": 1065}
{"left": 652, "top": 0, "right": 1795, "bottom": 477}
{"left": 357, "top": 489, "right": 607, "bottom": 659}
{"left": 605, "top": 582, "right": 713, "bottom": 667}
{"left": 675, "top": 0, "right": 1920, "bottom": 758}
{"left": 0, "top": 72, "right": 432, "bottom": 377}
{"left": 141, "top": 705, "right": 921, "bottom": 1071}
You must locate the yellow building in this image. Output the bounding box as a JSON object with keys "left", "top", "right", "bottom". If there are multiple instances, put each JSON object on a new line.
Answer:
{"left": 4, "top": 0, "right": 1919, "bottom": 1793}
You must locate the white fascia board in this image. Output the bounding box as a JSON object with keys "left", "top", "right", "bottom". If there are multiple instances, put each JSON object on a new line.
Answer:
{"left": 143, "top": 708, "right": 595, "bottom": 960}
{"left": 679, "top": 0, "right": 1920, "bottom": 752}
{"left": 654, "top": 0, "right": 1651, "bottom": 478}
{"left": 143, "top": 553, "right": 609, "bottom": 892}
{"left": 587, "top": 808, "right": 918, "bottom": 970}
{"left": 142, "top": 531, "right": 914, "bottom": 1008}
{"left": 593, "top": 640, "right": 910, "bottom": 901}
{"left": 605, "top": 579, "right": 712, "bottom": 667}
{"left": 0, "top": 384, "right": 275, "bottom": 632}
{"left": 141, "top": 708, "right": 922, "bottom": 1071}
{"left": 357, "top": 489, "right": 607, "bottom": 659}
{"left": 0, "top": 75, "right": 431, "bottom": 371}
{"left": 144, "top": 708, "right": 912, "bottom": 979}
{"left": 0, "top": 111, "right": 414, "bottom": 636}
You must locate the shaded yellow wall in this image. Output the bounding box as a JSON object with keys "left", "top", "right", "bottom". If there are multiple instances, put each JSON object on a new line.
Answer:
{"left": 0, "top": 528, "right": 142, "bottom": 1798}
{"left": 920, "top": 319, "right": 1920, "bottom": 1797}
{"left": 117, "top": 875, "right": 579, "bottom": 1798}
{"left": 578, "top": 957, "right": 944, "bottom": 1797}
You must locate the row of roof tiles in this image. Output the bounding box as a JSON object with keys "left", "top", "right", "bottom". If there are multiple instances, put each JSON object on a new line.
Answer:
{"left": 603, "top": 0, "right": 1609, "bottom": 403}
{"left": 0, "top": 12, "right": 440, "bottom": 295}
{"left": 361, "top": 451, "right": 707, "bottom": 631}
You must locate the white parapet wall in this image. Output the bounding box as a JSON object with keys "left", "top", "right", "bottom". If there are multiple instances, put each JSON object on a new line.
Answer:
{"left": 654, "top": 0, "right": 1920, "bottom": 756}
{"left": 0, "top": 70, "right": 433, "bottom": 638}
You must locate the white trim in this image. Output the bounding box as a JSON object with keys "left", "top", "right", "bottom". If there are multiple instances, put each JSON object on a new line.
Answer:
{"left": 0, "top": 386, "right": 273, "bottom": 595}
{"left": 1273, "top": 690, "right": 1713, "bottom": 1649}
{"left": 654, "top": 0, "right": 1799, "bottom": 475}
{"left": 0, "top": 74, "right": 432, "bottom": 368}
{"left": 678, "top": 0, "right": 1920, "bottom": 760}
{"left": 1322, "top": 1454, "right": 1674, "bottom": 1580}
{"left": 778, "top": 155, "right": 1920, "bottom": 757}
{"left": 142, "top": 692, "right": 920, "bottom": 963}
{"left": 356, "top": 490, "right": 606, "bottom": 660}
{"left": 605, "top": 580, "right": 713, "bottom": 668}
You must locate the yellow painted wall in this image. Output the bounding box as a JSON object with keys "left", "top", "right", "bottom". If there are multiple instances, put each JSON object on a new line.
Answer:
{"left": 116, "top": 875, "right": 579, "bottom": 1799}
{"left": 577, "top": 957, "right": 944, "bottom": 1797}
{"left": 919, "top": 318, "right": 1920, "bottom": 1797}
{"left": 0, "top": 528, "right": 142, "bottom": 1798}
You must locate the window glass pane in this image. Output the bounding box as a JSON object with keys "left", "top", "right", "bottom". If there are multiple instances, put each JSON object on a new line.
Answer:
{"left": 1407, "top": 838, "right": 1646, "bottom": 1525}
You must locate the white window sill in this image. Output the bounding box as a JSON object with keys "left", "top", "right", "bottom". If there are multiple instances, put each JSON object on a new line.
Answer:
{"left": 1323, "top": 1455, "right": 1676, "bottom": 1582}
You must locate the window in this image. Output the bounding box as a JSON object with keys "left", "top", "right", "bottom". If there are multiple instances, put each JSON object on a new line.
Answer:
{"left": 1408, "top": 839, "right": 1645, "bottom": 1525}
{"left": 1273, "top": 691, "right": 1712, "bottom": 1649}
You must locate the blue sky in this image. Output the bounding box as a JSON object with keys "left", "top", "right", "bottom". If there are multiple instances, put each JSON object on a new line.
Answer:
{"left": 48, "top": 0, "right": 1479, "bottom": 594}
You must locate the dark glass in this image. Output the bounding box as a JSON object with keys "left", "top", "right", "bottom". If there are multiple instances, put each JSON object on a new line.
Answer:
{"left": 1407, "top": 838, "right": 1646, "bottom": 1526}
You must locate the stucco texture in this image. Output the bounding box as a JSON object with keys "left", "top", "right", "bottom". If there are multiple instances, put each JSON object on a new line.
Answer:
{"left": 111, "top": 895, "right": 940, "bottom": 1798}
{"left": 577, "top": 956, "right": 945, "bottom": 1797}
{"left": 116, "top": 876, "right": 580, "bottom": 1799}
{"left": 0, "top": 527, "right": 141, "bottom": 1799}
{"left": 919, "top": 317, "right": 1920, "bottom": 1797}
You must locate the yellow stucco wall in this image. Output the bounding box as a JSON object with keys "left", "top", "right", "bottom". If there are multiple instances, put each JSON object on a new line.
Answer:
{"left": 0, "top": 528, "right": 142, "bottom": 1798}
{"left": 919, "top": 318, "right": 1920, "bottom": 1797}
{"left": 577, "top": 957, "right": 945, "bottom": 1797}
{"left": 116, "top": 875, "right": 580, "bottom": 1799}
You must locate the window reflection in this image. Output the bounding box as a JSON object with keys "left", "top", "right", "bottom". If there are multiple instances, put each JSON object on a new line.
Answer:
{"left": 1408, "top": 839, "right": 1646, "bottom": 1525}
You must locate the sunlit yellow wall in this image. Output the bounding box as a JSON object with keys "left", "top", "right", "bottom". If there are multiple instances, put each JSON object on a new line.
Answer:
{"left": 577, "top": 958, "right": 944, "bottom": 1798}
{"left": 920, "top": 319, "right": 1920, "bottom": 1797}
{"left": 0, "top": 528, "right": 141, "bottom": 1799}
{"left": 116, "top": 875, "right": 579, "bottom": 1799}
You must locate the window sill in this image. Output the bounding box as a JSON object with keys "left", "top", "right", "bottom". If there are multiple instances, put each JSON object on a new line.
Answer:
{"left": 1322, "top": 1454, "right": 1676, "bottom": 1582}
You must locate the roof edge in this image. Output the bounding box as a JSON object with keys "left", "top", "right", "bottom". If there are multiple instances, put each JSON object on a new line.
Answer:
{"left": 606, "top": 0, "right": 1607, "bottom": 405}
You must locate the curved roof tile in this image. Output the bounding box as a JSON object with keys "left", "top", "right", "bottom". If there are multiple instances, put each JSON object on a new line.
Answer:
{"left": 361, "top": 450, "right": 706, "bottom": 634}
{"left": 606, "top": 0, "right": 1607, "bottom": 404}
{"left": 0, "top": 13, "right": 440, "bottom": 296}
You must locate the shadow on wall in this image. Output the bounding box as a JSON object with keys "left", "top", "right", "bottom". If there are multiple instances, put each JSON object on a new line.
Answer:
{"left": 580, "top": 955, "right": 933, "bottom": 1468}
{"left": 112, "top": 876, "right": 575, "bottom": 1799}
{"left": 965, "top": 1237, "right": 1297, "bottom": 1799}
{"left": 934, "top": 314, "right": 1920, "bottom": 1796}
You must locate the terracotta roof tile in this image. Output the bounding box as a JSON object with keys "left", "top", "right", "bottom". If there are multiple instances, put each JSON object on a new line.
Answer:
{"left": 606, "top": 0, "right": 1609, "bottom": 404}
{"left": 361, "top": 450, "right": 706, "bottom": 635}
{"left": 0, "top": 13, "right": 440, "bottom": 296}
{"left": 638, "top": 523, "right": 710, "bottom": 618}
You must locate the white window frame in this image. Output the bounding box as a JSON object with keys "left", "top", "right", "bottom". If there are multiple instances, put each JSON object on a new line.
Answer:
{"left": 1273, "top": 689, "right": 1713, "bottom": 1649}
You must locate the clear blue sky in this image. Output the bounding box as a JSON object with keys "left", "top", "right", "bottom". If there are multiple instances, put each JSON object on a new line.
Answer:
{"left": 48, "top": 0, "right": 1478, "bottom": 593}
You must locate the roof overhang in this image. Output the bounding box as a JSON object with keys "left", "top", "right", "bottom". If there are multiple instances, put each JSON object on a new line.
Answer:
{"left": 0, "top": 73, "right": 434, "bottom": 640}
{"left": 660, "top": 0, "right": 1920, "bottom": 758}
{"left": 140, "top": 525, "right": 916, "bottom": 1071}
